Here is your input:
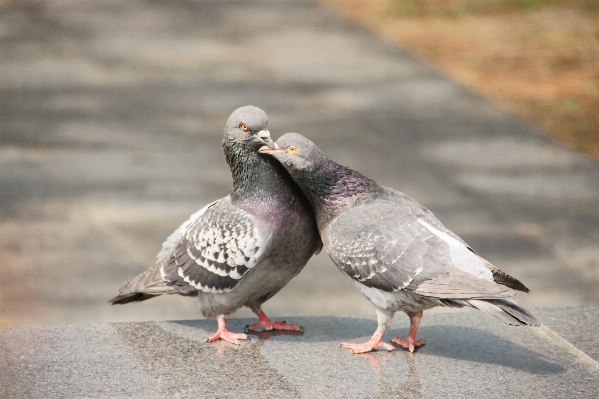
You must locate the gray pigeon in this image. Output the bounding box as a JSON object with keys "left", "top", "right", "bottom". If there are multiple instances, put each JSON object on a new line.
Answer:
{"left": 110, "top": 107, "right": 321, "bottom": 344}
{"left": 260, "top": 133, "right": 539, "bottom": 353}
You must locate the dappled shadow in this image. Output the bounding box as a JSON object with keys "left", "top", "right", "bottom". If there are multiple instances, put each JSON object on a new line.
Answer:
{"left": 388, "top": 324, "right": 565, "bottom": 375}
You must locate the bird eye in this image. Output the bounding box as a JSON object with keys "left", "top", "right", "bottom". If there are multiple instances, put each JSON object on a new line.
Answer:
{"left": 287, "top": 146, "right": 298, "bottom": 154}
{"left": 239, "top": 123, "right": 249, "bottom": 131}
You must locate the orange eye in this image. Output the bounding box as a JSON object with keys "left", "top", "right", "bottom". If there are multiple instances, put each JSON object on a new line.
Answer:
{"left": 239, "top": 123, "right": 249, "bottom": 131}
{"left": 287, "top": 146, "right": 298, "bottom": 154}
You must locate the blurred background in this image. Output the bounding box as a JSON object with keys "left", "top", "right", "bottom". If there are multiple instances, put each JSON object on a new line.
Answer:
{"left": 1, "top": 0, "right": 598, "bottom": 327}
{"left": 323, "top": 0, "right": 599, "bottom": 160}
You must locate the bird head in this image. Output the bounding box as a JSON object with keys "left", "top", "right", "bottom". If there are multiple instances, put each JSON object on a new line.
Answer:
{"left": 223, "top": 105, "right": 274, "bottom": 149}
{"left": 258, "top": 132, "right": 324, "bottom": 172}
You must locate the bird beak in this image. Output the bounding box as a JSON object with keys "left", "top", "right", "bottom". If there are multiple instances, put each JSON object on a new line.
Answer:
{"left": 256, "top": 129, "right": 274, "bottom": 147}
{"left": 259, "top": 144, "right": 282, "bottom": 154}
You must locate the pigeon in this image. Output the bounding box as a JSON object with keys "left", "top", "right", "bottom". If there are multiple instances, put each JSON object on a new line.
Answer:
{"left": 260, "top": 133, "right": 539, "bottom": 353}
{"left": 110, "top": 107, "right": 321, "bottom": 344}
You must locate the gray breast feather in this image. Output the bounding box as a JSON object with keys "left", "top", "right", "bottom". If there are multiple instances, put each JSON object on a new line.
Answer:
{"left": 160, "top": 196, "right": 273, "bottom": 294}
{"left": 325, "top": 200, "right": 454, "bottom": 292}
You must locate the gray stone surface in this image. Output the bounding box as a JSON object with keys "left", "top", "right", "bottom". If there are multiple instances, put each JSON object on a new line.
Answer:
{"left": 1, "top": 0, "right": 599, "bottom": 328}
{"left": 2, "top": 310, "right": 599, "bottom": 398}
{"left": 536, "top": 307, "right": 599, "bottom": 364}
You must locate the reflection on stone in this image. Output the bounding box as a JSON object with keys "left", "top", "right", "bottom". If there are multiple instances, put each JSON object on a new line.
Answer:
{"left": 114, "top": 322, "right": 302, "bottom": 398}
{"left": 359, "top": 351, "right": 425, "bottom": 399}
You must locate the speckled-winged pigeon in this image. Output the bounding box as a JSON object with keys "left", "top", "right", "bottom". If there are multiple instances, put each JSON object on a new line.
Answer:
{"left": 110, "top": 107, "right": 321, "bottom": 344}
{"left": 260, "top": 133, "right": 539, "bottom": 354}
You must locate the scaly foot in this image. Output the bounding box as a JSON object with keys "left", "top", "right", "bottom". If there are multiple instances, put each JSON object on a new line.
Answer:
{"left": 341, "top": 330, "right": 394, "bottom": 354}
{"left": 246, "top": 309, "right": 303, "bottom": 332}
{"left": 205, "top": 315, "right": 248, "bottom": 345}
{"left": 246, "top": 319, "right": 303, "bottom": 332}
{"left": 391, "top": 311, "right": 425, "bottom": 352}
{"left": 390, "top": 336, "right": 425, "bottom": 353}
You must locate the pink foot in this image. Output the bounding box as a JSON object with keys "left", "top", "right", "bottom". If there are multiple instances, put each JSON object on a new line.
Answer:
{"left": 205, "top": 315, "right": 248, "bottom": 345}
{"left": 246, "top": 310, "right": 303, "bottom": 332}
{"left": 341, "top": 330, "right": 395, "bottom": 354}
{"left": 390, "top": 336, "right": 425, "bottom": 353}
{"left": 391, "top": 311, "right": 425, "bottom": 353}
{"left": 246, "top": 319, "right": 303, "bottom": 332}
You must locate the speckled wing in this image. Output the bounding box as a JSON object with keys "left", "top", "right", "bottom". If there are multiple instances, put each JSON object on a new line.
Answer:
{"left": 324, "top": 199, "right": 453, "bottom": 292}
{"left": 159, "top": 196, "right": 274, "bottom": 294}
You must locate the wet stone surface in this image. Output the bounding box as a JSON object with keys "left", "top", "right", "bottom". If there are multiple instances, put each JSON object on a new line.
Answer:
{"left": 1, "top": 311, "right": 599, "bottom": 399}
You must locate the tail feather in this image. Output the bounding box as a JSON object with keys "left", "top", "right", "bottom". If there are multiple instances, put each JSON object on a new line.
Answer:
{"left": 109, "top": 263, "right": 179, "bottom": 305}
{"left": 463, "top": 298, "right": 540, "bottom": 326}
{"left": 109, "top": 292, "right": 158, "bottom": 305}
{"left": 481, "top": 259, "right": 530, "bottom": 293}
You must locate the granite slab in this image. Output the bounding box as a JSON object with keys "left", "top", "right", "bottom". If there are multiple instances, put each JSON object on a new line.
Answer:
{"left": 2, "top": 310, "right": 598, "bottom": 398}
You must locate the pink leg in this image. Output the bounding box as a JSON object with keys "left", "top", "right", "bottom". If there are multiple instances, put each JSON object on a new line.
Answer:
{"left": 342, "top": 309, "right": 395, "bottom": 354}
{"left": 205, "top": 315, "right": 248, "bottom": 345}
{"left": 246, "top": 308, "right": 303, "bottom": 332}
{"left": 390, "top": 312, "right": 425, "bottom": 353}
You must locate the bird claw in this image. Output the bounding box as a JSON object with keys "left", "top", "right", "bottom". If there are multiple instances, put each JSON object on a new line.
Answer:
{"left": 245, "top": 320, "right": 304, "bottom": 333}
{"left": 205, "top": 330, "right": 249, "bottom": 345}
{"left": 341, "top": 340, "right": 395, "bottom": 354}
{"left": 390, "top": 336, "right": 425, "bottom": 353}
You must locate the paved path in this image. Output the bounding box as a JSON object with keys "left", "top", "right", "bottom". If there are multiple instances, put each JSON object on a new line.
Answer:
{"left": 1, "top": 0, "right": 599, "bottom": 326}
{"left": 2, "top": 309, "right": 599, "bottom": 398}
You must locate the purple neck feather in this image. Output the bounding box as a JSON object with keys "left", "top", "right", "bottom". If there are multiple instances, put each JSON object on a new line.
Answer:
{"left": 295, "top": 160, "right": 381, "bottom": 228}
{"left": 224, "top": 139, "right": 309, "bottom": 223}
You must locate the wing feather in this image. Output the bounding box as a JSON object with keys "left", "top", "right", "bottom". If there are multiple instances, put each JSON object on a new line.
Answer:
{"left": 160, "top": 196, "right": 273, "bottom": 294}
{"left": 325, "top": 200, "right": 453, "bottom": 292}
{"left": 325, "top": 190, "right": 502, "bottom": 295}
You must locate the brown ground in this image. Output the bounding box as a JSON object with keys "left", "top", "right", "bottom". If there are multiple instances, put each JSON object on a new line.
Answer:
{"left": 320, "top": 0, "right": 599, "bottom": 161}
